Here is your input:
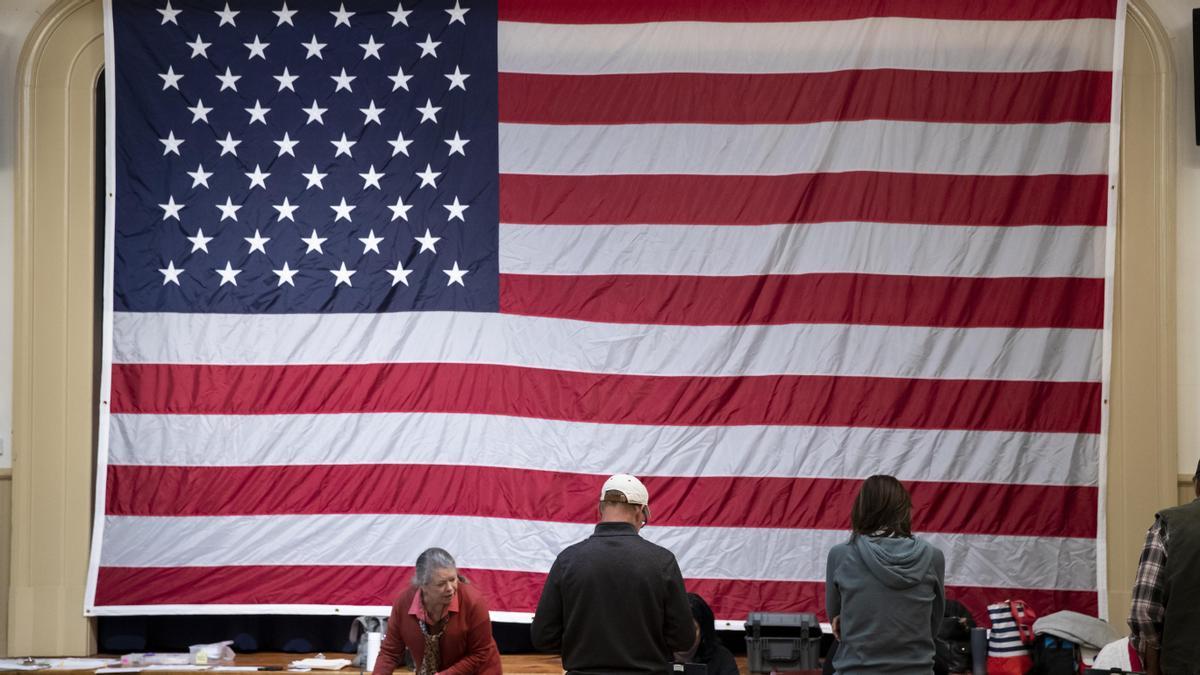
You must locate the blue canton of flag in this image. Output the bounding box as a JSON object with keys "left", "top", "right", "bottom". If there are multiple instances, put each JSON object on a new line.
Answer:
{"left": 113, "top": 0, "right": 499, "bottom": 313}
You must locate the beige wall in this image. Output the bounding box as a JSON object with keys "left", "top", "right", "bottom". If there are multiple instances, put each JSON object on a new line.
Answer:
{"left": 1142, "top": 0, "right": 1200, "bottom": 473}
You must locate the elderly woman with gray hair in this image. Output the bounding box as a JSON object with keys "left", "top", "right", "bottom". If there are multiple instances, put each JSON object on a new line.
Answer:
{"left": 371, "top": 548, "right": 502, "bottom": 675}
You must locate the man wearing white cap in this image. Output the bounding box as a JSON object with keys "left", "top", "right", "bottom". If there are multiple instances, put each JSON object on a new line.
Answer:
{"left": 531, "top": 473, "right": 694, "bottom": 675}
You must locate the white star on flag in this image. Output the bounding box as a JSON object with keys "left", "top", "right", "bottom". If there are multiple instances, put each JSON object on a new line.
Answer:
{"left": 274, "top": 67, "right": 298, "bottom": 92}
{"left": 303, "top": 165, "right": 327, "bottom": 189}
{"left": 446, "top": 1, "right": 469, "bottom": 25}
{"left": 359, "top": 230, "right": 384, "bottom": 254}
{"left": 215, "top": 261, "right": 241, "bottom": 286}
{"left": 444, "top": 261, "right": 468, "bottom": 287}
{"left": 244, "top": 229, "right": 270, "bottom": 254}
{"left": 389, "top": 2, "right": 412, "bottom": 26}
{"left": 188, "top": 163, "right": 213, "bottom": 188}
{"left": 444, "top": 196, "right": 469, "bottom": 222}
{"left": 416, "top": 164, "right": 441, "bottom": 188}
{"left": 388, "top": 195, "right": 413, "bottom": 221}
{"left": 303, "top": 35, "right": 327, "bottom": 59}
{"left": 273, "top": 2, "right": 297, "bottom": 27}
{"left": 303, "top": 100, "right": 328, "bottom": 124}
{"left": 187, "top": 228, "right": 213, "bottom": 253}
{"left": 331, "top": 133, "right": 356, "bottom": 157}
{"left": 159, "top": 196, "right": 184, "bottom": 220}
{"left": 302, "top": 229, "right": 327, "bottom": 254}
{"left": 330, "top": 262, "right": 356, "bottom": 287}
{"left": 274, "top": 132, "right": 299, "bottom": 157}
{"left": 216, "top": 67, "right": 240, "bottom": 91}
{"left": 445, "top": 132, "right": 469, "bottom": 156}
{"left": 159, "top": 66, "right": 183, "bottom": 90}
{"left": 188, "top": 99, "right": 212, "bottom": 123}
{"left": 359, "top": 166, "right": 384, "bottom": 190}
{"left": 160, "top": 131, "right": 184, "bottom": 155}
{"left": 157, "top": 1, "right": 181, "bottom": 25}
{"left": 331, "top": 197, "right": 355, "bottom": 222}
{"left": 273, "top": 262, "right": 299, "bottom": 287}
{"left": 214, "top": 3, "right": 239, "bottom": 26}
{"left": 446, "top": 66, "right": 469, "bottom": 91}
{"left": 273, "top": 196, "right": 299, "bottom": 221}
{"left": 415, "top": 228, "right": 440, "bottom": 253}
{"left": 217, "top": 132, "right": 241, "bottom": 156}
{"left": 245, "top": 100, "right": 270, "bottom": 124}
{"left": 187, "top": 35, "right": 211, "bottom": 59}
{"left": 158, "top": 260, "right": 183, "bottom": 285}
{"left": 331, "top": 68, "right": 355, "bottom": 92}
{"left": 331, "top": 3, "right": 354, "bottom": 27}
{"left": 245, "top": 164, "right": 270, "bottom": 190}
{"left": 389, "top": 131, "right": 413, "bottom": 156}
{"left": 216, "top": 196, "right": 242, "bottom": 221}
{"left": 360, "top": 35, "right": 384, "bottom": 60}
{"left": 417, "top": 99, "right": 441, "bottom": 124}
{"left": 389, "top": 66, "right": 413, "bottom": 91}
{"left": 245, "top": 35, "right": 269, "bottom": 59}
{"left": 417, "top": 34, "right": 441, "bottom": 58}
{"left": 360, "top": 101, "right": 384, "bottom": 125}
{"left": 387, "top": 260, "right": 413, "bottom": 286}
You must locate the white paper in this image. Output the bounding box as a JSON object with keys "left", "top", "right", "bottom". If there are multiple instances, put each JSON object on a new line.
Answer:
{"left": 47, "top": 658, "right": 121, "bottom": 670}
{"left": 0, "top": 662, "right": 48, "bottom": 672}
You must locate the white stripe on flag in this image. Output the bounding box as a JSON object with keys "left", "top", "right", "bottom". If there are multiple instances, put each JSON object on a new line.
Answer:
{"left": 111, "top": 312, "right": 1101, "bottom": 382}
{"left": 99, "top": 514, "right": 1097, "bottom": 591}
{"left": 499, "top": 223, "right": 1105, "bottom": 279}
{"left": 497, "top": 19, "right": 1115, "bottom": 74}
{"left": 498, "top": 122, "right": 1110, "bottom": 176}
{"left": 108, "top": 412, "right": 1099, "bottom": 487}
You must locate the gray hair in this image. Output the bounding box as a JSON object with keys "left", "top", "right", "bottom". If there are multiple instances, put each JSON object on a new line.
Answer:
{"left": 412, "top": 547, "right": 457, "bottom": 587}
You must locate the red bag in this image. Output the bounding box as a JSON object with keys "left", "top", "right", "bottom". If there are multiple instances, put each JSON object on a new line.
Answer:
{"left": 986, "top": 599, "right": 1038, "bottom": 674}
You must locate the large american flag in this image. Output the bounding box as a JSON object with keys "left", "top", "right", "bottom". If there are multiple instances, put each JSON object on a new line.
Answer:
{"left": 88, "top": 0, "right": 1123, "bottom": 622}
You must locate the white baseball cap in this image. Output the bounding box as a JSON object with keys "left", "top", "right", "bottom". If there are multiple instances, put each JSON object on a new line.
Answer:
{"left": 600, "top": 473, "right": 651, "bottom": 519}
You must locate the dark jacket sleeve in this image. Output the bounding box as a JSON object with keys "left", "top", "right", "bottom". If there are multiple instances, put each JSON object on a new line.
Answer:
{"left": 929, "top": 547, "right": 947, "bottom": 642}
{"left": 531, "top": 557, "right": 565, "bottom": 651}
{"left": 442, "top": 588, "right": 502, "bottom": 675}
{"left": 662, "top": 556, "right": 695, "bottom": 652}
{"left": 371, "top": 598, "right": 408, "bottom": 675}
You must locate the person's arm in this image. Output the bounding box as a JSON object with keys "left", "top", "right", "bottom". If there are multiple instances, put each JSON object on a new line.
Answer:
{"left": 825, "top": 546, "right": 843, "bottom": 638}
{"left": 662, "top": 557, "right": 695, "bottom": 652}
{"left": 930, "top": 547, "right": 946, "bottom": 642}
{"left": 531, "top": 558, "right": 565, "bottom": 651}
{"left": 440, "top": 591, "right": 501, "bottom": 675}
{"left": 1129, "top": 519, "right": 1168, "bottom": 675}
{"left": 371, "top": 598, "right": 408, "bottom": 675}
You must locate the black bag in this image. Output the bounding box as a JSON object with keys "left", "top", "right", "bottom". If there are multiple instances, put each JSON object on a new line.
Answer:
{"left": 934, "top": 600, "right": 976, "bottom": 674}
{"left": 1028, "top": 634, "right": 1081, "bottom": 675}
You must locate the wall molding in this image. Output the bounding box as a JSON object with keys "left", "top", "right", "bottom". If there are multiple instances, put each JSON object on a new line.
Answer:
{"left": 11, "top": 0, "right": 103, "bottom": 655}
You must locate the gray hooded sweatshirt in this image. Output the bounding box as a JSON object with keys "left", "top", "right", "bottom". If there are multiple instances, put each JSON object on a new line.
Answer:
{"left": 825, "top": 536, "right": 946, "bottom": 674}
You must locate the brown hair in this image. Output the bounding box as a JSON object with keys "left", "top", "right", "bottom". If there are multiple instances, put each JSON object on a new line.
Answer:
{"left": 850, "top": 475, "right": 913, "bottom": 538}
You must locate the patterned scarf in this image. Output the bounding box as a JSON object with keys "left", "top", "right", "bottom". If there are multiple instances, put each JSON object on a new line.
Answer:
{"left": 417, "top": 610, "right": 448, "bottom": 675}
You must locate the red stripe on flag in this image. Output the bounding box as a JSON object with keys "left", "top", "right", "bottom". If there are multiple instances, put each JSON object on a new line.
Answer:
{"left": 500, "top": 274, "right": 1104, "bottom": 329}
{"left": 110, "top": 363, "right": 1101, "bottom": 434}
{"left": 499, "top": 71, "right": 1113, "bottom": 125}
{"left": 498, "top": 0, "right": 1117, "bottom": 23}
{"left": 500, "top": 173, "right": 1109, "bottom": 227}
{"left": 105, "top": 464, "right": 1097, "bottom": 538}
{"left": 93, "top": 565, "right": 1098, "bottom": 623}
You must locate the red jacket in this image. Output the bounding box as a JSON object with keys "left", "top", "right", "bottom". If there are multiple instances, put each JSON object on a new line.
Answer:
{"left": 372, "top": 582, "right": 502, "bottom": 675}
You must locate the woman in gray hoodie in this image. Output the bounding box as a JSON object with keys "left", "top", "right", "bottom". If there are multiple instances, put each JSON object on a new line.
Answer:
{"left": 825, "top": 475, "right": 946, "bottom": 674}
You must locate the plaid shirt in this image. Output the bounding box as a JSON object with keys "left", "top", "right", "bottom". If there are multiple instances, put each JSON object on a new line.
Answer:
{"left": 1129, "top": 517, "right": 1169, "bottom": 652}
